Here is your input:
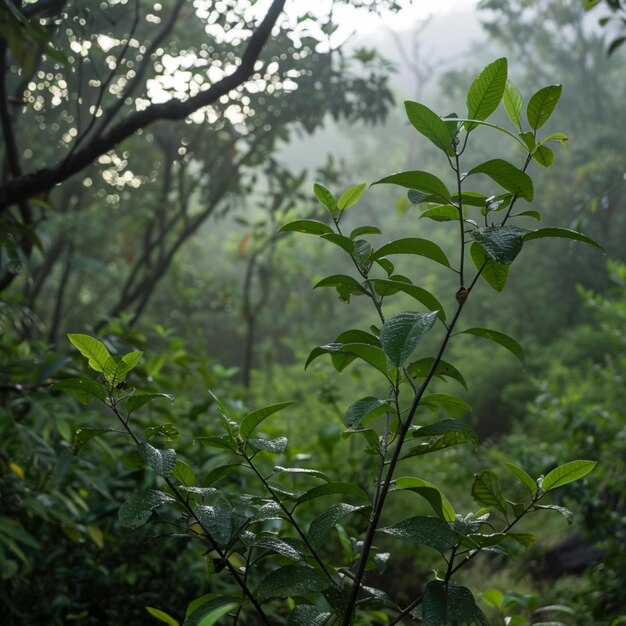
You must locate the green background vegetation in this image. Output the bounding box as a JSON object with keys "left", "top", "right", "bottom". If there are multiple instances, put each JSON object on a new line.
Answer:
{"left": 1, "top": 0, "right": 625, "bottom": 624}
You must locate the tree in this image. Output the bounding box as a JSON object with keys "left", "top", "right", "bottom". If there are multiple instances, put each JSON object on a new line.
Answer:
{"left": 0, "top": 0, "right": 406, "bottom": 351}
{"left": 0, "top": 0, "right": 401, "bottom": 299}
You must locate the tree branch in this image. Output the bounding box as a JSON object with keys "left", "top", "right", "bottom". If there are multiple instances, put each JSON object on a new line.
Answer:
{"left": 0, "top": 0, "right": 287, "bottom": 211}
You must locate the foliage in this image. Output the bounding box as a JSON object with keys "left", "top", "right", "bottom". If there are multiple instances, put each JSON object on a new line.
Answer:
{"left": 46, "top": 59, "right": 603, "bottom": 625}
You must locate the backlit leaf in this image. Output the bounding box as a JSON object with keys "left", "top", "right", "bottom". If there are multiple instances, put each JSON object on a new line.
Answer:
{"left": 395, "top": 477, "right": 456, "bottom": 521}
{"left": 472, "top": 471, "right": 507, "bottom": 515}
{"left": 466, "top": 57, "right": 508, "bottom": 132}
{"left": 67, "top": 334, "right": 117, "bottom": 381}
{"left": 313, "top": 183, "right": 338, "bottom": 212}
{"left": 338, "top": 183, "right": 367, "bottom": 210}
{"left": 527, "top": 85, "right": 562, "bottom": 131}
{"left": 542, "top": 460, "right": 597, "bottom": 491}
{"left": 503, "top": 79, "right": 523, "bottom": 131}
{"left": 503, "top": 462, "right": 536, "bottom": 494}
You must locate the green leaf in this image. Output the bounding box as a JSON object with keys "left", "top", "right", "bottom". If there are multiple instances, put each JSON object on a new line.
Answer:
{"left": 353, "top": 239, "right": 373, "bottom": 270}
{"left": 173, "top": 460, "right": 196, "bottom": 486}
{"left": 320, "top": 232, "right": 354, "bottom": 255}
{"left": 472, "top": 471, "right": 507, "bottom": 515}
{"left": 466, "top": 57, "right": 508, "bottom": 132}
{"left": 144, "top": 423, "right": 180, "bottom": 442}
{"left": 467, "top": 160, "right": 534, "bottom": 201}
{"left": 372, "top": 171, "right": 451, "bottom": 202}
{"left": 412, "top": 419, "right": 478, "bottom": 446}
{"left": 503, "top": 462, "right": 536, "bottom": 494}
{"left": 114, "top": 351, "right": 143, "bottom": 383}
{"left": 195, "top": 435, "right": 237, "bottom": 453}
{"left": 341, "top": 343, "right": 389, "bottom": 377}
{"left": 480, "top": 588, "right": 504, "bottom": 610}
{"left": 541, "top": 460, "right": 597, "bottom": 491}
{"left": 503, "top": 79, "right": 523, "bottom": 131}
{"left": 309, "top": 503, "right": 368, "bottom": 547}
{"left": 240, "top": 401, "right": 295, "bottom": 439}
{"left": 423, "top": 581, "right": 477, "bottom": 626}
{"left": 195, "top": 604, "right": 238, "bottom": 626}
{"left": 287, "top": 606, "right": 332, "bottom": 626}
{"left": 395, "top": 477, "right": 456, "bottom": 521}
{"left": 335, "top": 329, "right": 380, "bottom": 346}
{"left": 519, "top": 130, "right": 536, "bottom": 151}
{"left": 51, "top": 377, "right": 106, "bottom": 403}
{"left": 279, "top": 219, "right": 333, "bottom": 235}
{"left": 139, "top": 442, "right": 177, "bottom": 477}
{"left": 67, "top": 334, "right": 117, "bottom": 381}
{"left": 350, "top": 225, "right": 381, "bottom": 238}
{"left": 195, "top": 502, "right": 233, "bottom": 545}
{"left": 533, "top": 504, "right": 574, "bottom": 524}
{"left": 378, "top": 516, "right": 458, "bottom": 550}
{"left": 257, "top": 565, "right": 329, "bottom": 600}
{"left": 296, "top": 482, "right": 370, "bottom": 506}
{"left": 405, "top": 100, "right": 455, "bottom": 155}
{"left": 523, "top": 228, "right": 603, "bottom": 250}
{"left": 313, "top": 183, "right": 338, "bottom": 212}
{"left": 407, "top": 358, "right": 467, "bottom": 389}
{"left": 184, "top": 596, "right": 239, "bottom": 626}
{"left": 244, "top": 535, "right": 305, "bottom": 562}
{"left": 247, "top": 437, "right": 288, "bottom": 454}
{"left": 208, "top": 391, "right": 238, "bottom": 435}
{"left": 470, "top": 242, "right": 510, "bottom": 291}
{"left": 513, "top": 210, "right": 541, "bottom": 221}
{"left": 532, "top": 145, "right": 554, "bottom": 168}
{"left": 72, "top": 427, "right": 116, "bottom": 454}
{"left": 124, "top": 449, "right": 148, "bottom": 471}
{"left": 314, "top": 274, "right": 366, "bottom": 293}
{"left": 419, "top": 205, "right": 459, "bottom": 222}
{"left": 126, "top": 392, "right": 174, "bottom": 413}
{"left": 343, "top": 397, "right": 393, "bottom": 428}
{"left": 338, "top": 183, "right": 367, "bottom": 210}
{"left": 471, "top": 225, "right": 527, "bottom": 265}
{"left": 380, "top": 311, "right": 439, "bottom": 367}
{"left": 459, "top": 327, "right": 525, "bottom": 366}
{"left": 274, "top": 466, "right": 330, "bottom": 482}
{"left": 118, "top": 490, "right": 175, "bottom": 529}
{"left": 369, "top": 278, "right": 446, "bottom": 320}
{"left": 145, "top": 606, "right": 180, "bottom": 626}
{"left": 527, "top": 85, "right": 562, "bottom": 131}
{"left": 421, "top": 393, "right": 472, "bottom": 418}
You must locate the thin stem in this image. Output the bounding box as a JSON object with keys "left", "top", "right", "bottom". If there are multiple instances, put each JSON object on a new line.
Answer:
{"left": 242, "top": 452, "right": 335, "bottom": 583}
{"left": 106, "top": 394, "right": 272, "bottom": 626}
{"left": 342, "top": 301, "right": 467, "bottom": 625}
{"left": 454, "top": 153, "right": 465, "bottom": 287}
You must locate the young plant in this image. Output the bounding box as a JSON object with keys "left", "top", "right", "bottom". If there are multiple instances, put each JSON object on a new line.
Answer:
{"left": 59, "top": 58, "right": 600, "bottom": 625}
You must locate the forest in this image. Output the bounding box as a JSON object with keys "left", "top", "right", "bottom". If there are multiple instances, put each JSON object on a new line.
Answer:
{"left": 0, "top": 0, "right": 625, "bottom": 624}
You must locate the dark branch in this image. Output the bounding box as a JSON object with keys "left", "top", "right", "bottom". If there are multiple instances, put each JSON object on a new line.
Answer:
{"left": 0, "top": 0, "right": 287, "bottom": 211}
